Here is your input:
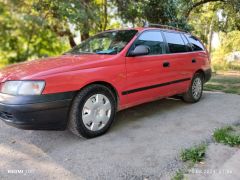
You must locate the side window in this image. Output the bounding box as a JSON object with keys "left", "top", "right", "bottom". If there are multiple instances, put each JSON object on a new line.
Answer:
{"left": 181, "top": 34, "right": 192, "bottom": 52}
{"left": 133, "top": 31, "right": 165, "bottom": 55}
{"left": 163, "top": 32, "right": 187, "bottom": 53}
{"left": 185, "top": 34, "right": 205, "bottom": 51}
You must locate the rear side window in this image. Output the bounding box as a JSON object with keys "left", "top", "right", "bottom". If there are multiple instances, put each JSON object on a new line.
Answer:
{"left": 163, "top": 32, "right": 187, "bottom": 53}
{"left": 185, "top": 34, "right": 205, "bottom": 51}
{"left": 181, "top": 34, "right": 192, "bottom": 52}
{"left": 132, "top": 31, "right": 165, "bottom": 55}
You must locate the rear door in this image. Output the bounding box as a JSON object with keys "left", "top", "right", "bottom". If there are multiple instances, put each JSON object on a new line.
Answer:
{"left": 184, "top": 34, "right": 209, "bottom": 74}
{"left": 161, "top": 31, "right": 192, "bottom": 94}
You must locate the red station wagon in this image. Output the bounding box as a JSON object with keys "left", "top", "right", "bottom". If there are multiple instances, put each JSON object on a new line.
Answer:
{"left": 0, "top": 25, "right": 211, "bottom": 138}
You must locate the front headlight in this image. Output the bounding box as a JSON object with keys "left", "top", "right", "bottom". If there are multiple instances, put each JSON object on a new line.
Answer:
{"left": 1, "top": 81, "right": 45, "bottom": 95}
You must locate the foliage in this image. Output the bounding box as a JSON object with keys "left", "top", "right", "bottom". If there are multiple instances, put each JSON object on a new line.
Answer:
{"left": 180, "top": 144, "right": 207, "bottom": 163}
{"left": 211, "top": 31, "right": 240, "bottom": 71}
{"left": 33, "top": 0, "right": 100, "bottom": 39}
{"left": 186, "top": 0, "right": 240, "bottom": 56}
{"left": 219, "top": 31, "right": 240, "bottom": 52}
{"left": 113, "top": 0, "right": 191, "bottom": 31}
{"left": 0, "top": 0, "right": 69, "bottom": 64}
{"left": 213, "top": 126, "right": 240, "bottom": 146}
{"left": 0, "top": 0, "right": 240, "bottom": 66}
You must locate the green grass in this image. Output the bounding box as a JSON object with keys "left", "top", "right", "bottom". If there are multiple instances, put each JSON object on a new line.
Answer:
{"left": 171, "top": 170, "right": 185, "bottom": 180}
{"left": 180, "top": 144, "right": 207, "bottom": 163}
{"left": 213, "top": 126, "right": 240, "bottom": 147}
{"left": 204, "top": 84, "right": 226, "bottom": 91}
{"left": 173, "top": 144, "right": 207, "bottom": 180}
{"left": 224, "top": 88, "right": 240, "bottom": 94}
{"left": 204, "top": 73, "right": 240, "bottom": 95}
{"left": 210, "top": 76, "right": 240, "bottom": 84}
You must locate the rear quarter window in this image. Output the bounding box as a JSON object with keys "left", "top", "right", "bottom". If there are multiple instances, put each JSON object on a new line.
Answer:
{"left": 163, "top": 32, "right": 187, "bottom": 53}
{"left": 181, "top": 34, "right": 192, "bottom": 52}
{"left": 185, "top": 34, "right": 205, "bottom": 51}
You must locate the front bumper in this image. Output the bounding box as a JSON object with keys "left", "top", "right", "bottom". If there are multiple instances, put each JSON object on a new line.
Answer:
{"left": 0, "top": 91, "right": 76, "bottom": 130}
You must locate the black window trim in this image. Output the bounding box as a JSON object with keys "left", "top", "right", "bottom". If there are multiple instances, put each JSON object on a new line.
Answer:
{"left": 126, "top": 29, "right": 206, "bottom": 57}
{"left": 126, "top": 29, "right": 168, "bottom": 57}
{"left": 180, "top": 33, "right": 193, "bottom": 52}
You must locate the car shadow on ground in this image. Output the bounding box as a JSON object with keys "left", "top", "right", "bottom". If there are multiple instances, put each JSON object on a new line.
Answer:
{"left": 33, "top": 96, "right": 187, "bottom": 144}
{"left": 112, "top": 97, "right": 185, "bottom": 131}
{"left": 0, "top": 96, "right": 187, "bottom": 153}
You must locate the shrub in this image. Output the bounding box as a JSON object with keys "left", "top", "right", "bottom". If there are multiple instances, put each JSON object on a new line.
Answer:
{"left": 180, "top": 144, "right": 207, "bottom": 163}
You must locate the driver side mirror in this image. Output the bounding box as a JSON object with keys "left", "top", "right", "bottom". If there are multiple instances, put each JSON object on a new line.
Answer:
{"left": 128, "top": 45, "right": 150, "bottom": 57}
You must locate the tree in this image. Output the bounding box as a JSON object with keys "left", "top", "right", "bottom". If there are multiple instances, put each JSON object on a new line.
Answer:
{"left": 0, "top": 0, "right": 69, "bottom": 63}
{"left": 34, "top": 0, "right": 114, "bottom": 45}
{"left": 114, "top": 0, "right": 191, "bottom": 30}
{"left": 1, "top": 0, "right": 240, "bottom": 65}
{"left": 177, "top": 0, "right": 239, "bottom": 55}
{"left": 0, "top": 0, "right": 114, "bottom": 64}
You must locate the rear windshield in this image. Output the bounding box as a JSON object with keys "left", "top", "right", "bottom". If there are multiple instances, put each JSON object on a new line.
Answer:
{"left": 67, "top": 30, "right": 138, "bottom": 55}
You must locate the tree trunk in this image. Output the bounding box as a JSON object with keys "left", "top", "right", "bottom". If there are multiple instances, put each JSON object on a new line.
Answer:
{"left": 81, "top": 32, "right": 90, "bottom": 41}
{"left": 208, "top": 19, "right": 214, "bottom": 55}
{"left": 68, "top": 34, "right": 77, "bottom": 48}
{"left": 51, "top": 25, "right": 77, "bottom": 48}
{"left": 103, "top": 0, "right": 108, "bottom": 31}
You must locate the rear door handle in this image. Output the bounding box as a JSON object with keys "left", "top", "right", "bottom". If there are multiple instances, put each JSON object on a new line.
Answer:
{"left": 192, "top": 59, "right": 196, "bottom": 63}
{"left": 163, "top": 62, "right": 170, "bottom": 67}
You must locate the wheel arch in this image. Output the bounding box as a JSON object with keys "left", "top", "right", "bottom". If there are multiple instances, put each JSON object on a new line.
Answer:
{"left": 80, "top": 81, "right": 119, "bottom": 105}
{"left": 195, "top": 69, "right": 205, "bottom": 81}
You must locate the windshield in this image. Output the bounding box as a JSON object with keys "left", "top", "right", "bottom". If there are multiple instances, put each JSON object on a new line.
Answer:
{"left": 67, "top": 30, "right": 138, "bottom": 55}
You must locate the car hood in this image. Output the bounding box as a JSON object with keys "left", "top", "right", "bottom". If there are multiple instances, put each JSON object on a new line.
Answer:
{"left": 0, "top": 54, "right": 115, "bottom": 82}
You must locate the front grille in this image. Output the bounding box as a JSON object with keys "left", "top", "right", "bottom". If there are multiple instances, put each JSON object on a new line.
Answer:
{"left": 0, "top": 111, "right": 14, "bottom": 120}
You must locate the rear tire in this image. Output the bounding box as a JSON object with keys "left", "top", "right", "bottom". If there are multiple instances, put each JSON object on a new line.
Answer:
{"left": 183, "top": 73, "right": 203, "bottom": 103}
{"left": 68, "top": 84, "right": 117, "bottom": 138}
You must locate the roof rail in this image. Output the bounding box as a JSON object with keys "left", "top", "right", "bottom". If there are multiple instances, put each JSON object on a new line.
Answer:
{"left": 143, "top": 21, "right": 188, "bottom": 33}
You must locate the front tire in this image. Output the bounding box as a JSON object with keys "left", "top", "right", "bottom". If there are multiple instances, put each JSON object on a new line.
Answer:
{"left": 68, "top": 84, "right": 117, "bottom": 138}
{"left": 183, "top": 73, "right": 204, "bottom": 103}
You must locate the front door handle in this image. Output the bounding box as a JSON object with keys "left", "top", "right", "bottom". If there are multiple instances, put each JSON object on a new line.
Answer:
{"left": 192, "top": 59, "right": 197, "bottom": 63}
{"left": 163, "top": 62, "right": 170, "bottom": 67}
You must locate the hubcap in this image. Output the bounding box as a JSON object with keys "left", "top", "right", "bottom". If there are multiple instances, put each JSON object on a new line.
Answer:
{"left": 192, "top": 77, "right": 202, "bottom": 100}
{"left": 82, "top": 94, "right": 112, "bottom": 131}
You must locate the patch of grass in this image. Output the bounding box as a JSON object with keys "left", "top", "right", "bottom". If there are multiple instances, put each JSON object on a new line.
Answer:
{"left": 213, "top": 126, "right": 240, "bottom": 147}
{"left": 204, "top": 84, "right": 225, "bottom": 91}
{"left": 171, "top": 170, "right": 185, "bottom": 180}
{"left": 180, "top": 144, "right": 207, "bottom": 163}
{"left": 210, "top": 76, "right": 240, "bottom": 84}
{"left": 224, "top": 88, "right": 240, "bottom": 94}
{"left": 204, "top": 73, "right": 240, "bottom": 95}
{"left": 173, "top": 144, "right": 207, "bottom": 180}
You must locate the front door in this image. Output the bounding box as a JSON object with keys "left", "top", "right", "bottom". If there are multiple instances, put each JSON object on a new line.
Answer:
{"left": 124, "top": 30, "right": 178, "bottom": 108}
